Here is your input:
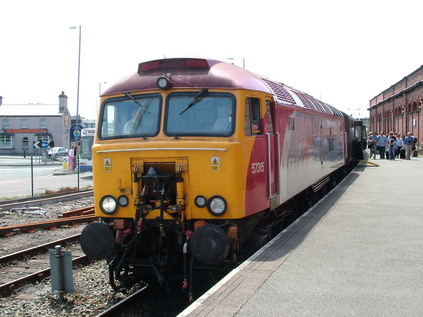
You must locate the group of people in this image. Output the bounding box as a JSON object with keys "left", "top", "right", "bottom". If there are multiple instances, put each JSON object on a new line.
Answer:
{"left": 367, "top": 131, "right": 416, "bottom": 160}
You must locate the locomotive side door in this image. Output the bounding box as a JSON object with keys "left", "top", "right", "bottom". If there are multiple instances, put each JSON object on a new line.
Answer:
{"left": 265, "top": 99, "right": 279, "bottom": 209}
{"left": 245, "top": 97, "right": 279, "bottom": 212}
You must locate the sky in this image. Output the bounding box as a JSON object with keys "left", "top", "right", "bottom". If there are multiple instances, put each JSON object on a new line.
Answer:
{"left": 0, "top": 0, "right": 422, "bottom": 120}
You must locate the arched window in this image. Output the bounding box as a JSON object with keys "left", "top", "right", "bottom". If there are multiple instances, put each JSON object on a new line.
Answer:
{"left": 22, "top": 137, "right": 29, "bottom": 149}
{"left": 412, "top": 101, "right": 417, "bottom": 112}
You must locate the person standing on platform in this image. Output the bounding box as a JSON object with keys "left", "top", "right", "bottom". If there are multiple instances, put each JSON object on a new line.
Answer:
{"left": 376, "top": 131, "right": 388, "bottom": 159}
{"left": 367, "top": 132, "right": 378, "bottom": 159}
{"left": 395, "top": 133, "right": 404, "bottom": 158}
{"left": 68, "top": 146, "right": 75, "bottom": 170}
{"left": 404, "top": 132, "right": 414, "bottom": 160}
{"left": 388, "top": 132, "right": 396, "bottom": 160}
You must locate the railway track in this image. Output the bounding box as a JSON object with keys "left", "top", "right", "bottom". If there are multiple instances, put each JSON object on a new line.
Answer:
{"left": 96, "top": 283, "right": 149, "bottom": 317}
{"left": 0, "top": 234, "right": 88, "bottom": 297}
{"left": 0, "top": 206, "right": 96, "bottom": 236}
{"left": 0, "top": 190, "right": 93, "bottom": 212}
{"left": 0, "top": 198, "right": 97, "bottom": 296}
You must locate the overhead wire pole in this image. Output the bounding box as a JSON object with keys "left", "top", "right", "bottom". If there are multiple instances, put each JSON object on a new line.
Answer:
{"left": 70, "top": 25, "right": 81, "bottom": 190}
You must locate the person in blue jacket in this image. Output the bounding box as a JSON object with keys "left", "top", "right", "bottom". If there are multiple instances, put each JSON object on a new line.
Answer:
{"left": 376, "top": 132, "right": 388, "bottom": 159}
{"left": 404, "top": 132, "right": 414, "bottom": 160}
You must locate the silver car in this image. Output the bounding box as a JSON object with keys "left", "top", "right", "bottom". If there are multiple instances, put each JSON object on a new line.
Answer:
{"left": 48, "top": 147, "right": 68, "bottom": 159}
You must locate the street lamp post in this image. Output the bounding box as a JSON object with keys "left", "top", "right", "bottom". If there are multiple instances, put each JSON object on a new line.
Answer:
{"left": 99, "top": 82, "right": 107, "bottom": 96}
{"left": 70, "top": 25, "right": 81, "bottom": 190}
{"left": 97, "top": 82, "right": 107, "bottom": 119}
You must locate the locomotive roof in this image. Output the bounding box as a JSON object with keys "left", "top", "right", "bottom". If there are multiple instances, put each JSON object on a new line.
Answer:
{"left": 103, "top": 57, "right": 343, "bottom": 117}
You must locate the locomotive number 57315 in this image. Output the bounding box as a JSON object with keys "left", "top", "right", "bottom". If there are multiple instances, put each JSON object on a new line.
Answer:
{"left": 251, "top": 162, "right": 265, "bottom": 174}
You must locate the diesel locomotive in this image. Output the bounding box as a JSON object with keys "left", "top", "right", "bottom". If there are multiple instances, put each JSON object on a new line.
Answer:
{"left": 80, "top": 57, "right": 364, "bottom": 295}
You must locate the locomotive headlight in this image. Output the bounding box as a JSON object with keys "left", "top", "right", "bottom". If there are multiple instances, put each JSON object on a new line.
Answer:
{"left": 195, "top": 195, "right": 207, "bottom": 208}
{"left": 100, "top": 195, "right": 117, "bottom": 215}
{"left": 117, "top": 195, "right": 129, "bottom": 207}
{"left": 157, "top": 76, "right": 171, "bottom": 90}
{"left": 207, "top": 195, "right": 227, "bottom": 216}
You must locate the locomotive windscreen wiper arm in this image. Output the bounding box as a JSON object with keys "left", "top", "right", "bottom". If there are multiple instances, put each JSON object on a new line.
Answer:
{"left": 179, "top": 88, "right": 208, "bottom": 115}
{"left": 124, "top": 92, "right": 150, "bottom": 114}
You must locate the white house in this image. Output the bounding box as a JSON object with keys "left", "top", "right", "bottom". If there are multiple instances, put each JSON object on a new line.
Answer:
{"left": 0, "top": 92, "right": 71, "bottom": 155}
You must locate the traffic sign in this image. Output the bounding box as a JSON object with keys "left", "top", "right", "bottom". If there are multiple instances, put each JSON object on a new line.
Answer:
{"left": 33, "top": 140, "right": 42, "bottom": 149}
{"left": 42, "top": 141, "right": 49, "bottom": 149}
{"left": 70, "top": 124, "right": 84, "bottom": 142}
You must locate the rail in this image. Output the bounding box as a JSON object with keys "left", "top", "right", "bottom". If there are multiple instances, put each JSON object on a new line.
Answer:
{"left": 0, "top": 214, "right": 97, "bottom": 236}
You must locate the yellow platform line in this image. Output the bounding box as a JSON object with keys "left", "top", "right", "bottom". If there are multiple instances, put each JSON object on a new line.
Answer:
{"left": 360, "top": 160, "right": 379, "bottom": 167}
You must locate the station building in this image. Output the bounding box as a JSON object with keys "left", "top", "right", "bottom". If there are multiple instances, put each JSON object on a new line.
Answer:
{"left": 369, "top": 65, "right": 423, "bottom": 150}
{"left": 0, "top": 92, "right": 73, "bottom": 156}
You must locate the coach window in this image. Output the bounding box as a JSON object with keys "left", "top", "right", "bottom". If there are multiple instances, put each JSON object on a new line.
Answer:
{"left": 245, "top": 97, "right": 261, "bottom": 136}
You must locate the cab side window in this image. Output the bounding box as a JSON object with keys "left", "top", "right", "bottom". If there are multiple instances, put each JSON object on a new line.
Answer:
{"left": 245, "top": 97, "right": 261, "bottom": 136}
{"left": 265, "top": 100, "right": 274, "bottom": 133}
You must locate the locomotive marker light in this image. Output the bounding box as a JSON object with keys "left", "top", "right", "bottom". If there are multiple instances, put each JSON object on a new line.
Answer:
{"left": 100, "top": 195, "right": 118, "bottom": 214}
{"left": 117, "top": 195, "right": 129, "bottom": 207}
{"left": 207, "top": 195, "right": 227, "bottom": 216}
{"left": 157, "top": 76, "right": 171, "bottom": 89}
{"left": 194, "top": 195, "right": 207, "bottom": 208}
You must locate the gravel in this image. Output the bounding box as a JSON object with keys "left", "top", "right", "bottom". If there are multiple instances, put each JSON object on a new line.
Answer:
{"left": 0, "top": 196, "right": 132, "bottom": 316}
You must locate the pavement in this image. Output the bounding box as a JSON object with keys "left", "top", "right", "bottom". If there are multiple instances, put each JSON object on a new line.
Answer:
{"left": 0, "top": 155, "right": 63, "bottom": 166}
{"left": 0, "top": 155, "right": 91, "bottom": 176}
{"left": 180, "top": 154, "right": 423, "bottom": 316}
{"left": 0, "top": 155, "right": 93, "bottom": 199}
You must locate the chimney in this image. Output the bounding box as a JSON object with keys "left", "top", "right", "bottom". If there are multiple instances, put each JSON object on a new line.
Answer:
{"left": 58, "top": 91, "right": 67, "bottom": 113}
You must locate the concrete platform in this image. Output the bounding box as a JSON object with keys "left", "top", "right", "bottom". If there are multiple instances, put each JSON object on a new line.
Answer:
{"left": 179, "top": 156, "right": 423, "bottom": 316}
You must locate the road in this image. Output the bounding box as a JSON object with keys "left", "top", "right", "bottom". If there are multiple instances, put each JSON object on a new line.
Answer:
{"left": 0, "top": 163, "right": 92, "bottom": 199}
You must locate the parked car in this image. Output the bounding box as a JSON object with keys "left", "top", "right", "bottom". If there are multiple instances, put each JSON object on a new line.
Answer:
{"left": 48, "top": 147, "right": 68, "bottom": 159}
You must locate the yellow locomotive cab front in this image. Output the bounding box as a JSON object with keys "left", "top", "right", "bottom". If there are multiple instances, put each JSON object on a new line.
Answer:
{"left": 80, "top": 75, "right": 260, "bottom": 284}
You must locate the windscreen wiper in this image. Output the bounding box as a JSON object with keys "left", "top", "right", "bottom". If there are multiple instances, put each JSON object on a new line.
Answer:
{"left": 124, "top": 92, "right": 150, "bottom": 114}
{"left": 179, "top": 88, "right": 208, "bottom": 115}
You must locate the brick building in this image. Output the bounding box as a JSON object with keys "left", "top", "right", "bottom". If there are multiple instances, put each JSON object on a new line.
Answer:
{"left": 369, "top": 65, "right": 423, "bottom": 150}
